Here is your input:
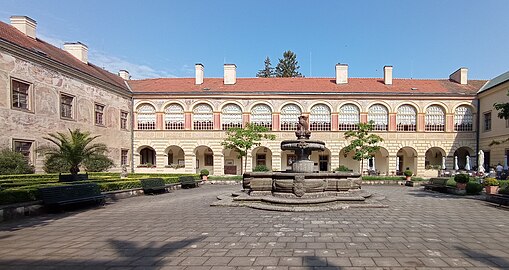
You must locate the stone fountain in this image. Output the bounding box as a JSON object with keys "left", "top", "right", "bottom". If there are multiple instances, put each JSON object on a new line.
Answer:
{"left": 212, "top": 115, "right": 387, "bottom": 211}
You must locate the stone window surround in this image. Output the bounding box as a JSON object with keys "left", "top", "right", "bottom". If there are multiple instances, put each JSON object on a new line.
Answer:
{"left": 59, "top": 92, "right": 75, "bottom": 120}
{"left": 120, "top": 110, "right": 129, "bottom": 130}
{"left": 12, "top": 138, "right": 34, "bottom": 164}
{"left": 94, "top": 103, "right": 106, "bottom": 126}
{"left": 10, "top": 77, "right": 34, "bottom": 113}
{"left": 121, "top": 149, "right": 129, "bottom": 166}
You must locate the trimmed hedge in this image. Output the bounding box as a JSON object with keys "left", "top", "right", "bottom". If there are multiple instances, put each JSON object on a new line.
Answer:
{"left": 361, "top": 176, "right": 426, "bottom": 181}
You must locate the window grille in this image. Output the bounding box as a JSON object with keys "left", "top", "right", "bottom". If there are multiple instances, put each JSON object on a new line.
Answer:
{"left": 222, "top": 104, "right": 243, "bottom": 130}
{"left": 396, "top": 105, "right": 416, "bottom": 131}
{"left": 310, "top": 104, "right": 331, "bottom": 131}
{"left": 425, "top": 105, "right": 445, "bottom": 131}
{"left": 12, "top": 80, "right": 30, "bottom": 110}
{"left": 60, "top": 94, "right": 74, "bottom": 119}
{"left": 137, "top": 104, "right": 156, "bottom": 130}
{"left": 454, "top": 106, "right": 473, "bottom": 131}
{"left": 368, "top": 104, "right": 388, "bottom": 131}
{"left": 250, "top": 104, "right": 272, "bottom": 129}
{"left": 281, "top": 104, "right": 301, "bottom": 131}
{"left": 164, "top": 104, "right": 184, "bottom": 130}
{"left": 339, "top": 104, "right": 360, "bottom": 131}
{"left": 193, "top": 103, "right": 213, "bottom": 130}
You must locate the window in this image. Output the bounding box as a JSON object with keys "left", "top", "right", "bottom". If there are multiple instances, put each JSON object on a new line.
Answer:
{"left": 251, "top": 104, "right": 272, "bottom": 129}
{"left": 287, "top": 154, "right": 297, "bottom": 166}
{"left": 222, "top": 104, "right": 243, "bottom": 130}
{"left": 396, "top": 105, "right": 417, "bottom": 131}
{"left": 256, "top": 154, "right": 266, "bottom": 166}
{"left": 137, "top": 104, "right": 156, "bottom": 130}
{"left": 168, "top": 150, "right": 174, "bottom": 165}
{"left": 95, "top": 103, "right": 105, "bottom": 126}
{"left": 425, "top": 105, "right": 445, "bottom": 131}
{"left": 454, "top": 106, "right": 473, "bottom": 131}
{"left": 310, "top": 104, "right": 331, "bottom": 131}
{"left": 204, "top": 153, "right": 214, "bottom": 166}
{"left": 13, "top": 140, "right": 33, "bottom": 163}
{"left": 120, "top": 111, "right": 128, "bottom": 130}
{"left": 12, "top": 79, "right": 30, "bottom": 110}
{"left": 484, "top": 112, "right": 492, "bottom": 132}
{"left": 280, "top": 104, "right": 301, "bottom": 131}
{"left": 60, "top": 94, "right": 74, "bottom": 119}
{"left": 121, "top": 149, "right": 128, "bottom": 166}
{"left": 339, "top": 104, "right": 360, "bottom": 131}
{"left": 368, "top": 104, "right": 388, "bottom": 131}
{"left": 193, "top": 103, "right": 214, "bottom": 130}
{"left": 164, "top": 104, "right": 184, "bottom": 130}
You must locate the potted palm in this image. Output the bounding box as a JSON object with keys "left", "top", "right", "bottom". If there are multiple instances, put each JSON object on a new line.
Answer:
{"left": 200, "top": 169, "right": 210, "bottom": 181}
{"left": 454, "top": 173, "right": 470, "bottom": 190}
{"left": 483, "top": 177, "right": 500, "bottom": 194}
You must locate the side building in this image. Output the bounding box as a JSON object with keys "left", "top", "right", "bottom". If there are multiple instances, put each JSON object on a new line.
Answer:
{"left": 0, "top": 16, "right": 132, "bottom": 172}
{"left": 478, "top": 71, "right": 509, "bottom": 169}
{"left": 129, "top": 64, "right": 486, "bottom": 176}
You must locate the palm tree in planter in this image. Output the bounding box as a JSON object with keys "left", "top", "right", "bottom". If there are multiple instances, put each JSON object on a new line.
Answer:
{"left": 39, "top": 129, "right": 111, "bottom": 181}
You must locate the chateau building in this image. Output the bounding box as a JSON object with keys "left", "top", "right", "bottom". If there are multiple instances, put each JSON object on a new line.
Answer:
{"left": 0, "top": 16, "right": 132, "bottom": 172}
{"left": 3, "top": 15, "right": 509, "bottom": 177}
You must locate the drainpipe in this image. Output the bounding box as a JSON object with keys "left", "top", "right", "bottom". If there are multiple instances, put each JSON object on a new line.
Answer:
{"left": 131, "top": 96, "right": 135, "bottom": 173}
{"left": 476, "top": 98, "right": 480, "bottom": 165}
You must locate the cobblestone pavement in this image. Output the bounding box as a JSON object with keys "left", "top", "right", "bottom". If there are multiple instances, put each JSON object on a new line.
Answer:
{"left": 1, "top": 184, "right": 509, "bottom": 270}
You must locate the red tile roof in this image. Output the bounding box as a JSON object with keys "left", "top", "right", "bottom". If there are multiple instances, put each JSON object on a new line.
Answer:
{"left": 0, "top": 21, "right": 128, "bottom": 91}
{"left": 128, "top": 77, "right": 486, "bottom": 96}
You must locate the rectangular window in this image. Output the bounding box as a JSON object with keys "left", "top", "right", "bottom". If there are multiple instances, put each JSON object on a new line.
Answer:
{"left": 121, "top": 149, "right": 128, "bottom": 166}
{"left": 60, "top": 94, "right": 74, "bottom": 119}
{"left": 168, "top": 151, "right": 174, "bottom": 165}
{"left": 204, "top": 154, "right": 214, "bottom": 166}
{"left": 13, "top": 140, "right": 33, "bottom": 163}
{"left": 12, "top": 79, "right": 30, "bottom": 110}
{"left": 120, "top": 111, "right": 128, "bottom": 130}
{"left": 95, "top": 103, "right": 105, "bottom": 126}
{"left": 287, "top": 154, "right": 297, "bottom": 166}
{"left": 256, "top": 154, "right": 266, "bottom": 166}
{"left": 484, "top": 112, "right": 492, "bottom": 132}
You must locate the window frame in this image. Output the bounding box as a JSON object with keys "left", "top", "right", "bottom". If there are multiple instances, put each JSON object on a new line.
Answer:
{"left": 11, "top": 78, "right": 33, "bottom": 112}
{"left": 121, "top": 149, "right": 129, "bottom": 166}
{"left": 94, "top": 103, "right": 106, "bottom": 126}
{"left": 12, "top": 139, "right": 34, "bottom": 164}
{"left": 484, "top": 111, "right": 492, "bottom": 132}
{"left": 120, "top": 110, "right": 129, "bottom": 130}
{"left": 60, "top": 93, "right": 75, "bottom": 120}
{"left": 204, "top": 153, "right": 214, "bottom": 166}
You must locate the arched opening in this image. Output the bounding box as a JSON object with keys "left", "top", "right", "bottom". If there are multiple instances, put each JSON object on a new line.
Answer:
{"left": 136, "top": 104, "right": 156, "bottom": 130}
{"left": 139, "top": 147, "right": 156, "bottom": 166}
{"left": 193, "top": 103, "right": 214, "bottom": 130}
{"left": 221, "top": 103, "right": 243, "bottom": 130}
{"left": 310, "top": 104, "right": 331, "bottom": 131}
{"left": 370, "top": 147, "right": 389, "bottom": 175}
{"left": 339, "top": 148, "right": 360, "bottom": 173}
{"left": 425, "top": 147, "right": 446, "bottom": 169}
{"left": 164, "top": 103, "right": 184, "bottom": 130}
{"left": 339, "top": 104, "right": 360, "bottom": 131}
{"left": 280, "top": 104, "right": 302, "bottom": 131}
{"left": 250, "top": 104, "right": 272, "bottom": 129}
{"left": 454, "top": 146, "right": 474, "bottom": 170}
{"left": 223, "top": 148, "right": 242, "bottom": 175}
{"left": 166, "top": 146, "right": 185, "bottom": 168}
{"left": 252, "top": 146, "right": 272, "bottom": 171}
{"left": 396, "top": 104, "right": 417, "bottom": 131}
{"left": 368, "top": 104, "right": 388, "bottom": 131}
{"left": 194, "top": 146, "right": 214, "bottom": 174}
{"left": 397, "top": 147, "right": 418, "bottom": 175}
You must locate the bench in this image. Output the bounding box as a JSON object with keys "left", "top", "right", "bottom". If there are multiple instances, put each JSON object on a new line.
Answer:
{"left": 485, "top": 194, "right": 509, "bottom": 207}
{"left": 140, "top": 178, "right": 166, "bottom": 194}
{"left": 179, "top": 176, "right": 199, "bottom": 188}
{"left": 59, "top": 173, "right": 89, "bottom": 182}
{"left": 423, "top": 177, "right": 449, "bottom": 192}
{"left": 39, "top": 183, "right": 105, "bottom": 209}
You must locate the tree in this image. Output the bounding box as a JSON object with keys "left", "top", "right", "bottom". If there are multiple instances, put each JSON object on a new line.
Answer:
{"left": 221, "top": 123, "right": 276, "bottom": 174}
{"left": 0, "top": 148, "right": 34, "bottom": 175}
{"left": 38, "top": 129, "right": 112, "bottom": 177}
{"left": 275, "top": 50, "right": 302, "bottom": 77}
{"left": 343, "top": 121, "right": 384, "bottom": 174}
{"left": 491, "top": 95, "right": 509, "bottom": 146}
{"left": 256, "top": 56, "right": 275, "bottom": 78}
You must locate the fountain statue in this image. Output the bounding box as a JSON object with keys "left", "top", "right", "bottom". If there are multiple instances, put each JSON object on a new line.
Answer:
{"left": 212, "top": 115, "right": 387, "bottom": 211}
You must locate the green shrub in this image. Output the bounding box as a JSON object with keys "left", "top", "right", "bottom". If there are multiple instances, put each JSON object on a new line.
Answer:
{"left": 0, "top": 188, "right": 39, "bottom": 205}
{"left": 0, "top": 149, "right": 35, "bottom": 175}
{"left": 97, "top": 180, "right": 142, "bottom": 192}
{"left": 43, "top": 155, "right": 70, "bottom": 173}
{"left": 403, "top": 170, "right": 413, "bottom": 177}
{"left": 208, "top": 175, "right": 242, "bottom": 181}
{"left": 334, "top": 165, "right": 351, "bottom": 172}
{"left": 253, "top": 165, "right": 269, "bottom": 172}
{"left": 454, "top": 174, "right": 470, "bottom": 184}
{"left": 83, "top": 155, "right": 114, "bottom": 172}
{"left": 466, "top": 182, "right": 483, "bottom": 195}
{"left": 200, "top": 169, "right": 210, "bottom": 176}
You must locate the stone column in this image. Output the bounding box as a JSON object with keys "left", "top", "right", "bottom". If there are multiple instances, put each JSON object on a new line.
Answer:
{"left": 246, "top": 153, "right": 253, "bottom": 172}
{"left": 213, "top": 112, "right": 221, "bottom": 130}
{"left": 331, "top": 113, "right": 339, "bottom": 131}
{"left": 272, "top": 113, "right": 280, "bottom": 131}
{"left": 156, "top": 112, "right": 164, "bottom": 130}
{"left": 272, "top": 154, "right": 282, "bottom": 171}
{"left": 445, "top": 113, "right": 454, "bottom": 132}
{"left": 360, "top": 113, "right": 368, "bottom": 123}
{"left": 213, "top": 153, "right": 224, "bottom": 176}
{"left": 417, "top": 113, "right": 425, "bottom": 132}
{"left": 330, "top": 152, "right": 340, "bottom": 171}
{"left": 184, "top": 112, "right": 192, "bottom": 130}
{"left": 185, "top": 153, "right": 196, "bottom": 174}
{"left": 388, "top": 113, "right": 397, "bottom": 131}
{"left": 242, "top": 113, "right": 250, "bottom": 126}
{"left": 416, "top": 154, "right": 426, "bottom": 176}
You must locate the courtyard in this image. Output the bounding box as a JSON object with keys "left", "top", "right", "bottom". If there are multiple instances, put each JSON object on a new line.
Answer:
{"left": 0, "top": 185, "right": 508, "bottom": 269}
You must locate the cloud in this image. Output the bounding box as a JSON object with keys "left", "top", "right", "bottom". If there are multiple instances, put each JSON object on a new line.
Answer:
{"left": 38, "top": 33, "right": 177, "bottom": 79}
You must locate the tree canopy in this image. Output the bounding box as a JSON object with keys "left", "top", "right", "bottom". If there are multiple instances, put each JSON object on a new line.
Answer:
{"left": 343, "top": 121, "right": 384, "bottom": 173}
{"left": 275, "top": 50, "right": 302, "bottom": 77}
{"left": 256, "top": 56, "right": 275, "bottom": 78}
{"left": 221, "top": 123, "right": 276, "bottom": 174}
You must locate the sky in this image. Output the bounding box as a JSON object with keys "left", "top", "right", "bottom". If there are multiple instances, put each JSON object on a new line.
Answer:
{"left": 1, "top": 0, "right": 508, "bottom": 80}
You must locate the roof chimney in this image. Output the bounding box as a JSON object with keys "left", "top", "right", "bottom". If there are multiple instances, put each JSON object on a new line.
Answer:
{"left": 195, "top": 63, "right": 204, "bottom": 85}
{"left": 118, "top": 70, "right": 130, "bottom": 80}
{"left": 384, "top": 66, "right": 393, "bottom": 85}
{"left": 449, "top": 67, "right": 468, "bottom": 85}
{"left": 10, "top": 16, "right": 36, "bottom": 39}
{"left": 224, "top": 64, "right": 236, "bottom": 85}
{"left": 63, "top": 42, "right": 88, "bottom": 64}
{"left": 335, "top": 64, "right": 348, "bottom": 84}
